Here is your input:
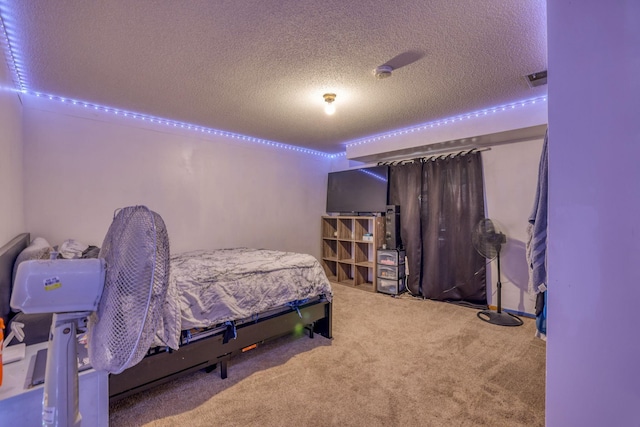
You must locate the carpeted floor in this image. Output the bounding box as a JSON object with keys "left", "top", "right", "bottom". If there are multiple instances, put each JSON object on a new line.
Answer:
{"left": 110, "top": 283, "right": 546, "bottom": 426}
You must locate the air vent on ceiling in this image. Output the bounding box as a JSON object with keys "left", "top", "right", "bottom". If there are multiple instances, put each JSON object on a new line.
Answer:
{"left": 525, "top": 70, "right": 547, "bottom": 88}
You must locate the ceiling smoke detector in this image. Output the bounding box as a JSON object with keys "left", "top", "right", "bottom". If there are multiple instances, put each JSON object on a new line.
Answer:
{"left": 373, "top": 65, "right": 393, "bottom": 79}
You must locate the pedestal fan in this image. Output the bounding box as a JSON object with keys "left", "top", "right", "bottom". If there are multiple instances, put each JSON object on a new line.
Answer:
{"left": 11, "top": 205, "right": 170, "bottom": 426}
{"left": 472, "top": 218, "right": 523, "bottom": 327}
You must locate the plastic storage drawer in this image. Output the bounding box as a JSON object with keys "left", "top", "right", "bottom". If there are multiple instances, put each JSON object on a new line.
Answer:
{"left": 377, "top": 265, "right": 406, "bottom": 280}
{"left": 377, "top": 249, "right": 406, "bottom": 266}
{"left": 377, "top": 277, "right": 406, "bottom": 295}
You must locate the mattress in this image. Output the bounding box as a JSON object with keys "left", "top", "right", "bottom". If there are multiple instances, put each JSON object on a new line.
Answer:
{"left": 154, "top": 248, "right": 333, "bottom": 350}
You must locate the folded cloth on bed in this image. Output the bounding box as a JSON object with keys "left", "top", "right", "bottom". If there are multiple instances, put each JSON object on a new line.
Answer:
{"left": 154, "top": 248, "right": 332, "bottom": 350}
{"left": 58, "top": 239, "right": 89, "bottom": 259}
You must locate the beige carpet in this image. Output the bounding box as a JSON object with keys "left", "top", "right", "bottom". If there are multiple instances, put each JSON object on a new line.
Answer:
{"left": 110, "top": 284, "right": 546, "bottom": 426}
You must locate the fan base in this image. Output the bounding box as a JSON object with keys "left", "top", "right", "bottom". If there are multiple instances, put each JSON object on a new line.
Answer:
{"left": 477, "top": 310, "right": 523, "bottom": 327}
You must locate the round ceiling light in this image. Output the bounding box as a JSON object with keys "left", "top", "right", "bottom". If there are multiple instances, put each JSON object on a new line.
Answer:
{"left": 323, "top": 93, "right": 336, "bottom": 115}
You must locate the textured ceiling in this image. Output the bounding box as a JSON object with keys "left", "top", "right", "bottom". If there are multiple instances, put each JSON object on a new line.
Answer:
{"left": 3, "top": 1, "right": 547, "bottom": 154}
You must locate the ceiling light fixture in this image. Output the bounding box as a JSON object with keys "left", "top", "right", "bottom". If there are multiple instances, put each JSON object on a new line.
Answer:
{"left": 323, "top": 93, "right": 336, "bottom": 115}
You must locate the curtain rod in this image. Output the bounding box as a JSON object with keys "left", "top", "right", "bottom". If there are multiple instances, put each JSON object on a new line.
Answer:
{"left": 378, "top": 147, "right": 491, "bottom": 165}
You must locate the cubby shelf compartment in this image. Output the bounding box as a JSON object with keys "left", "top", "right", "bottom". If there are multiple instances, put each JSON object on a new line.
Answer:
{"left": 321, "top": 215, "right": 385, "bottom": 292}
{"left": 322, "top": 259, "right": 338, "bottom": 283}
{"left": 322, "top": 239, "right": 338, "bottom": 260}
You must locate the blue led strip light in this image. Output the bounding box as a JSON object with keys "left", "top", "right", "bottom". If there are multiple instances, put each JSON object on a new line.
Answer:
{"left": 345, "top": 96, "right": 548, "bottom": 148}
{"left": 0, "top": 7, "right": 26, "bottom": 91}
{"left": 29, "top": 91, "right": 335, "bottom": 158}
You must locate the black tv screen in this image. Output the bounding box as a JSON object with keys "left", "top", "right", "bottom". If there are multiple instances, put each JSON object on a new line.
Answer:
{"left": 326, "top": 166, "right": 389, "bottom": 214}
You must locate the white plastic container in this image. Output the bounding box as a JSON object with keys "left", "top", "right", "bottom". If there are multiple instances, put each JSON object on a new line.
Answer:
{"left": 11, "top": 259, "right": 105, "bottom": 314}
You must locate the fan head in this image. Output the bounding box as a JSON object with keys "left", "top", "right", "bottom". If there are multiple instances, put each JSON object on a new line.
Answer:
{"left": 472, "top": 218, "right": 506, "bottom": 260}
{"left": 88, "top": 205, "right": 170, "bottom": 374}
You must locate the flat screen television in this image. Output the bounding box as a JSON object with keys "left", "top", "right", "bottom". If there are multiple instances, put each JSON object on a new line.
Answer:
{"left": 326, "top": 166, "right": 389, "bottom": 214}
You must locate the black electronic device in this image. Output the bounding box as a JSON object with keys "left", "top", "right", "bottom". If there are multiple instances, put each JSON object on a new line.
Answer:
{"left": 326, "top": 166, "right": 389, "bottom": 214}
{"left": 385, "top": 205, "right": 401, "bottom": 249}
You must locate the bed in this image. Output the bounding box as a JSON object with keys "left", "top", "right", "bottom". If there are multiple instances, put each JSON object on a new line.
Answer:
{"left": 0, "top": 234, "right": 333, "bottom": 403}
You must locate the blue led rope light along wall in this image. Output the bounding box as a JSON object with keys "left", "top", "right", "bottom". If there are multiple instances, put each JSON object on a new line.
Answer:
{"left": 0, "top": 4, "right": 546, "bottom": 160}
{"left": 28, "top": 91, "right": 335, "bottom": 158}
{"left": 0, "top": 7, "right": 26, "bottom": 92}
{"left": 344, "top": 95, "right": 548, "bottom": 149}
{"left": 27, "top": 91, "right": 545, "bottom": 160}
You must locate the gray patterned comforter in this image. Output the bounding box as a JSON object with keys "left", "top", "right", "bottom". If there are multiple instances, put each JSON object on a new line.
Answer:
{"left": 154, "top": 248, "right": 332, "bottom": 350}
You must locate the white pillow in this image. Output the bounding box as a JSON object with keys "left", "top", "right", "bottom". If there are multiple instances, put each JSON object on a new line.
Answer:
{"left": 12, "top": 237, "right": 53, "bottom": 286}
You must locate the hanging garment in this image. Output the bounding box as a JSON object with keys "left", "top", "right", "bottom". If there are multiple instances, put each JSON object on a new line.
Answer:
{"left": 527, "top": 129, "right": 549, "bottom": 337}
{"left": 527, "top": 130, "right": 549, "bottom": 294}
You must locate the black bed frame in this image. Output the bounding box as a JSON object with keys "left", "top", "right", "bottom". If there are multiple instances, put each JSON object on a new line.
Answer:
{"left": 109, "top": 298, "right": 332, "bottom": 401}
{"left": 0, "top": 233, "right": 332, "bottom": 403}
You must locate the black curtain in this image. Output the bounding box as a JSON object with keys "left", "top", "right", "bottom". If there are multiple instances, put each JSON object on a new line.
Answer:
{"left": 388, "top": 151, "right": 486, "bottom": 304}
{"left": 421, "top": 152, "right": 486, "bottom": 304}
{"left": 388, "top": 162, "right": 422, "bottom": 295}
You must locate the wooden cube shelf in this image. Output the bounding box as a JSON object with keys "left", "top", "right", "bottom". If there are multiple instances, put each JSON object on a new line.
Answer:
{"left": 321, "top": 216, "right": 385, "bottom": 292}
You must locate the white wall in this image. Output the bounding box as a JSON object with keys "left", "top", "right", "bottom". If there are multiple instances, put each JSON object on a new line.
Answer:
{"left": 0, "top": 58, "right": 24, "bottom": 245}
{"left": 547, "top": 2, "right": 640, "bottom": 426}
{"left": 484, "top": 139, "right": 544, "bottom": 314}
{"left": 22, "top": 97, "right": 331, "bottom": 258}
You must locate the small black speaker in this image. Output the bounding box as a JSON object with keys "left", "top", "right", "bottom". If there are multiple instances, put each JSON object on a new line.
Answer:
{"left": 385, "top": 205, "right": 401, "bottom": 249}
